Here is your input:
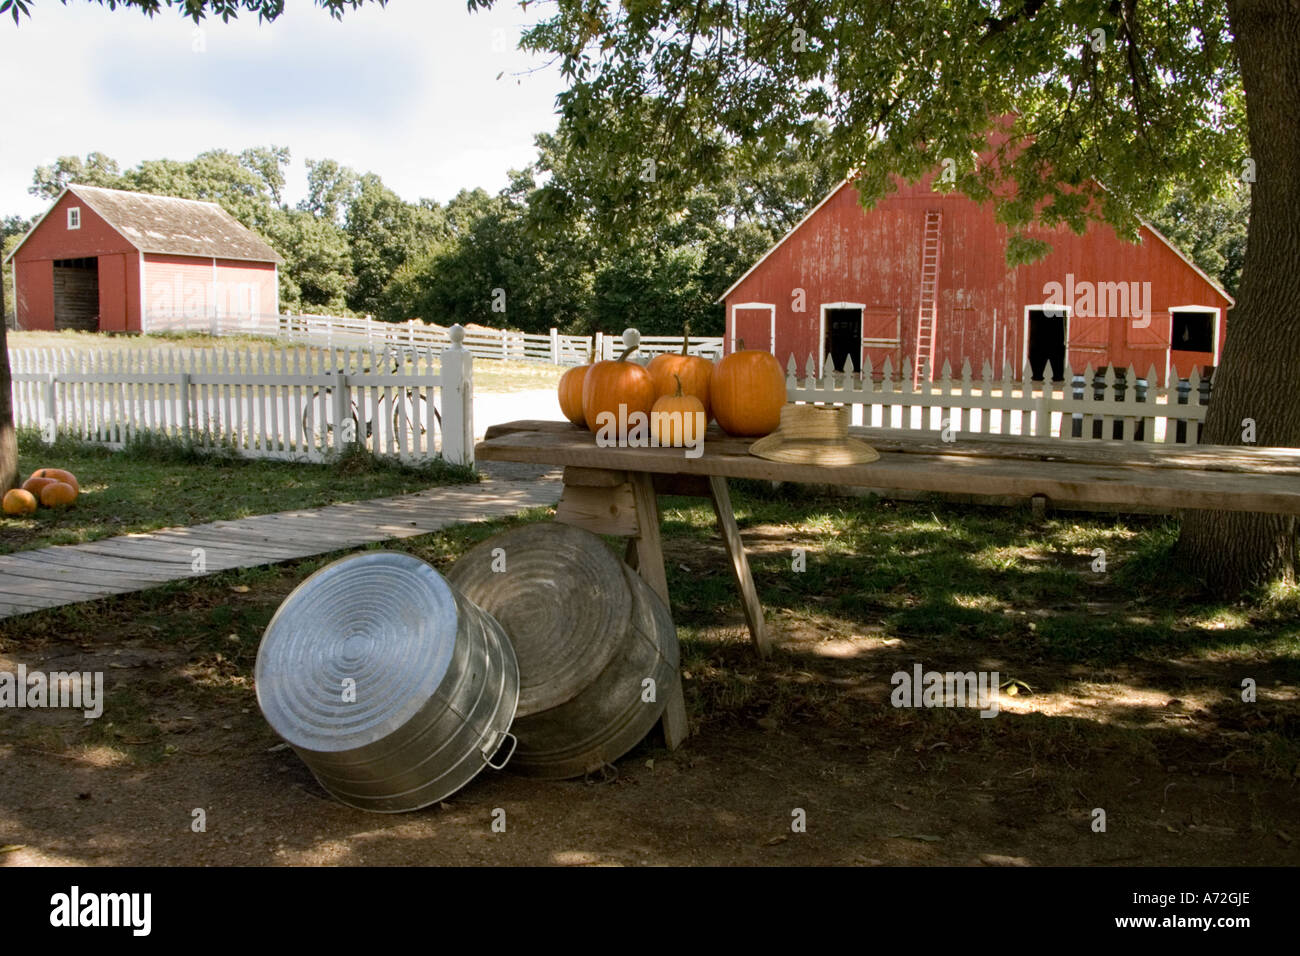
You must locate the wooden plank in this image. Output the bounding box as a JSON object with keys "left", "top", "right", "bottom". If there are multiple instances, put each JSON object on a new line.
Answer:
{"left": 7, "top": 548, "right": 187, "bottom": 578}
{"left": 475, "top": 425, "right": 1300, "bottom": 516}
{"left": 555, "top": 483, "right": 640, "bottom": 535}
{"left": 483, "top": 419, "right": 1300, "bottom": 473}
{"left": 708, "top": 476, "right": 771, "bottom": 658}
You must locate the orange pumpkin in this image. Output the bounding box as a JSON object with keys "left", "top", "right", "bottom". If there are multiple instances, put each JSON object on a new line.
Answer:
{"left": 22, "top": 476, "right": 57, "bottom": 497}
{"left": 647, "top": 323, "right": 714, "bottom": 422}
{"left": 30, "top": 468, "right": 80, "bottom": 494}
{"left": 3, "top": 488, "right": 38, "bottom": 515}
{"left": 39, "top": 481, "right": 77, "bottom": 509}
{"left": 582, "top": 345, "right": 657, "bottom": 437}
{"left": 712, "top": 340, "right": 786, "bottom": 437}
{"left": 651, "top": 375, "right": 706, "bottom": 448}
{"left": 557, "top": 354, "right": 592, "bottom": 426}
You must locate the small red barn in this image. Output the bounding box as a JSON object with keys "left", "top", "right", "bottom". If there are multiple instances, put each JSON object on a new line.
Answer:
{"left": 5, "top": 184, "right": 282, "bottom": 333}
{"left": 720, "top": 177, "right": 1232, "bottom": 386}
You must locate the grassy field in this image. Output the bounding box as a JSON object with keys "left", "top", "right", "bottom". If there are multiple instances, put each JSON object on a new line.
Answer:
{"left": 1, "top": 429, "right": 476, "bottom": 555}
{"left": 1, "top": 482, "right": 1297, "bottom": 865}
{"left": 6, "top": 330, "right": 566, "bottom": 393}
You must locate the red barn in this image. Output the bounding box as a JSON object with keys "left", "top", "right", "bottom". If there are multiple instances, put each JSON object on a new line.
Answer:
{"left": 5, "top": 184, "right": 281, "bottom": 333}
{"left": 720, "top": 177, "right": 1232, "bottom": 386}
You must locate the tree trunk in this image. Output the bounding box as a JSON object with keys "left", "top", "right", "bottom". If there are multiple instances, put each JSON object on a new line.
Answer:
{"left": 0, "top": 273, "right": 16, "bottom": 494}
{"left": 1176, "top": 0, "right": 1300, "bottom": 593}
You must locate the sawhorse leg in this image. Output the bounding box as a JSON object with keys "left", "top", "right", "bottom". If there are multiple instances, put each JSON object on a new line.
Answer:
{"left": 706, "top": 475, "right": 771, "bottom": 658}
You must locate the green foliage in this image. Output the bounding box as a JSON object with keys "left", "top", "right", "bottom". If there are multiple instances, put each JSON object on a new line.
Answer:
{"left": 1149, "top": 182, "right": 1249, "bottom": 298}
{"left": 470, "top": 0, "right": 1245, "bottom": 265}
{"left": 2, "top": 0, "right": 386, "bottom": 25}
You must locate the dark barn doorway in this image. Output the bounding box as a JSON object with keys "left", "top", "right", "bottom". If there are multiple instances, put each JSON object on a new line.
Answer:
{"left": 1026, "top": 307, "right": 1066, "bottom": 381}
{"left": 1171, "top": 310, "right": 1215, "bottom": 353}
{"left": 824, "top": 307, "right": 863, "bottom": 373}
{"left": 53, "top": 257, "right": 99, "bottom": 331}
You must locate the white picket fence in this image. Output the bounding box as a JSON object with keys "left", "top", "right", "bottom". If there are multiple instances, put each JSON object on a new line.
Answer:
{"left": 786, "top": 354, "right": 1212, "bottom": 443}
{"left": 143, "top": 311, "right": 724, "bottom": 367}
{"left": 8, "top": 326, "right": 476, "bottom": 465}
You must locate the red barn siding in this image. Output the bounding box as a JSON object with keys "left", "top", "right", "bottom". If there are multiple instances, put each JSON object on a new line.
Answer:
{"left": 15, "top": 259, "right": 55, "bottom": 330}
{"left": 216, "top": 258, "right": 277, "bottom": 320}
{"left": 11, "top": 190, "right": 141, "bottom": 331}
{"left": 724, "top": 179, "right": 1231, "bottom": 386}
{"left": 143, "top": 254, "right": 277, "bottom": 327}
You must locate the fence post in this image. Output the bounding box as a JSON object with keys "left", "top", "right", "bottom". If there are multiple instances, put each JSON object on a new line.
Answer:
{"left": 500, "top": 328, "right": 508, "bottom": 362}
{"left": 1035, "top": 375, "right": 1053, "bottom": 437}
{"left": 550, "top": 327, "right": 559, "bottom": 364}
{"left": 330, "top": 367, "right": 350, "bottom": 457}
{"left": 594, "top": 331, "right": 604, "bottom": 363}
{"left": 178, "top": 371, "right": 192, "bottom": 445}
{"left": 440, "top": 324, "right": 475, "bottom": 466}
{"left": 43, "top": 372, "right": 57, "bottom": 445}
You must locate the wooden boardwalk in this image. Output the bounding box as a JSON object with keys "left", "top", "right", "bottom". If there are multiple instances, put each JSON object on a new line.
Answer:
{"left": 0, "top": 475, "right": 561, "bottom": 619}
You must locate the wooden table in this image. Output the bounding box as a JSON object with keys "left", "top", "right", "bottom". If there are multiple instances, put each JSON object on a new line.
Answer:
{"left": 477, "top": 419, "right": 1300, "bottom": 749}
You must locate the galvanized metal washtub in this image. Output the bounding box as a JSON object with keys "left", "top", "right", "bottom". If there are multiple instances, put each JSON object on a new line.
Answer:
{"left": 255, "top": 551, "right": 519, "bottom": 812}
{"left": 446, "top": 523, "right": 678, "bottom": 779}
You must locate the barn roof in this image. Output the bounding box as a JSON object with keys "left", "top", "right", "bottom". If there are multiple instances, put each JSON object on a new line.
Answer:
{"left": 4, "top": 184, "right": 283, "bottom": 265}
{"left": 715, "top": 178, "right": 1234, "bottom": 306}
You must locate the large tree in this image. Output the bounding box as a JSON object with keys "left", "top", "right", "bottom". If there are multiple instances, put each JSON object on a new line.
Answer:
{"left": 460, "top": 0, "right": 1295, "bottom": 595}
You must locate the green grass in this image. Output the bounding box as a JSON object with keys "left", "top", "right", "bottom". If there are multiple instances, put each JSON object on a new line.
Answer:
{"left": 656, "top": 483, "right": 1300, "bottom": 667}
{"left": 1, "top": 428, "right": 477, "bottom": 554}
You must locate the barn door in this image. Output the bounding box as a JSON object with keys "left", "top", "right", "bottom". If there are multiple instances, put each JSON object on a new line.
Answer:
{"left": 731, "top": 305, "right": 774, "bottom": 354}
{"left": 862, "top": 307, "right": 901, "bottom": 375}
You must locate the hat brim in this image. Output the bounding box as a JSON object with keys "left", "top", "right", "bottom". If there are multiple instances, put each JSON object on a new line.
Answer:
{"left": 748, "top": 435, "right": 880, "bottom": 466}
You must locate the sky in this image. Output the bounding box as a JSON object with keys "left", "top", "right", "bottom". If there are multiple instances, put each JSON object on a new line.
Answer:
{"left": 0, "top": 0, "right": 567, "bottom": 219}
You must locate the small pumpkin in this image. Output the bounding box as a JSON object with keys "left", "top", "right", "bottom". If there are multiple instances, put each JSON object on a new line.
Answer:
{"left": 712, "top": 339, "right": 786, "bottom": 437}
{"left": 558, "top": 350, "right": 594, "bottom": 426}
{"left": 30, "top": 467, "right": 80, "bottom": 494}
{"left": 22, "top": 476, "right": 57, "bottom": 497}
{"left": 582, "top": 344, "right": 657, "bottom": 437}
{"left": 652, "top": 375, "right": 706, "bottom": 448}
{"left": 647, "top": 323, "right": 714, "bottom": 422}
{"left": 39, "top": 481, "right": 77, "bottom": 509}
{"left": 3, "top": 488, "right": 38, "bottom": 516}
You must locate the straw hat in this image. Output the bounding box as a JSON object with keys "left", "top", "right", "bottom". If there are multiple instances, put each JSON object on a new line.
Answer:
{"left": 748, "top": 404, "right": 879, "bottom": 465}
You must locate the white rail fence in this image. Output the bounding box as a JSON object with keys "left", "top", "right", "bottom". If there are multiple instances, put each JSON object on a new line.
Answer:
{"left": 787, "top": 354, "right": 1212, "bottom": 444}
{"left": 142, "top": 311, "right": 724, "bottom": 366}
{"left": 8, "top": 327, "right": 476, "bottom": 465}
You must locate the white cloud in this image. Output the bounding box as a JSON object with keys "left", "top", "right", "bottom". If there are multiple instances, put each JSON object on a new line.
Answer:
{"left": 0, "top": 0, "right": 564, "bottom": 218}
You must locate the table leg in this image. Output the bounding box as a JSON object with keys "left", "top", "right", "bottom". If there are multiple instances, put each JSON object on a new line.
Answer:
{"left": 627, "top": 472, "right": 689, "bottom": 750}
{"left": 707, "top": 475, "right": 771, "bottom": 658}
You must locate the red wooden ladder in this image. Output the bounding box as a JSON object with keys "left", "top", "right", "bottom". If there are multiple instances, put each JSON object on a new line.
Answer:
{"left": 913, "top": 210, "right": 942, "bottom": 387}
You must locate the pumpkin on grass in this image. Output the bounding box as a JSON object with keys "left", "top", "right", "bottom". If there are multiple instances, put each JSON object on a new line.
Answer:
{"left": 22, "top": 475, "right": 57, "bottom": 497}
{"left": 652, "top": 375, "right": 706, "bottom": 448}
{"left": 30, "top": 467, "right": 79, "bottom": 494}
{"left": 39, "top": 481, "right": 77, "bottom": 509}
{"left": 3, "top": 488, "right": 38, "bottom": 516}
{"left": 712, "top": 339, "right": 787, "bottom": 437}
{"left": 647, "top": 322, "right": 714, "bottom": 422}
{"left": 582, "top": 344, "right": 657, "bottom": 438}
{"left": 558, "top": 349, "right": 594, "bottom": 426}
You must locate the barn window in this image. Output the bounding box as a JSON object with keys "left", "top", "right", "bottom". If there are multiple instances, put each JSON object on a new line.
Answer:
{"left": 1170, "top": 309, "right": 1215, "bottom": 353}
{"left": 67, "top": 207, "right": 81, "bottom": 230}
